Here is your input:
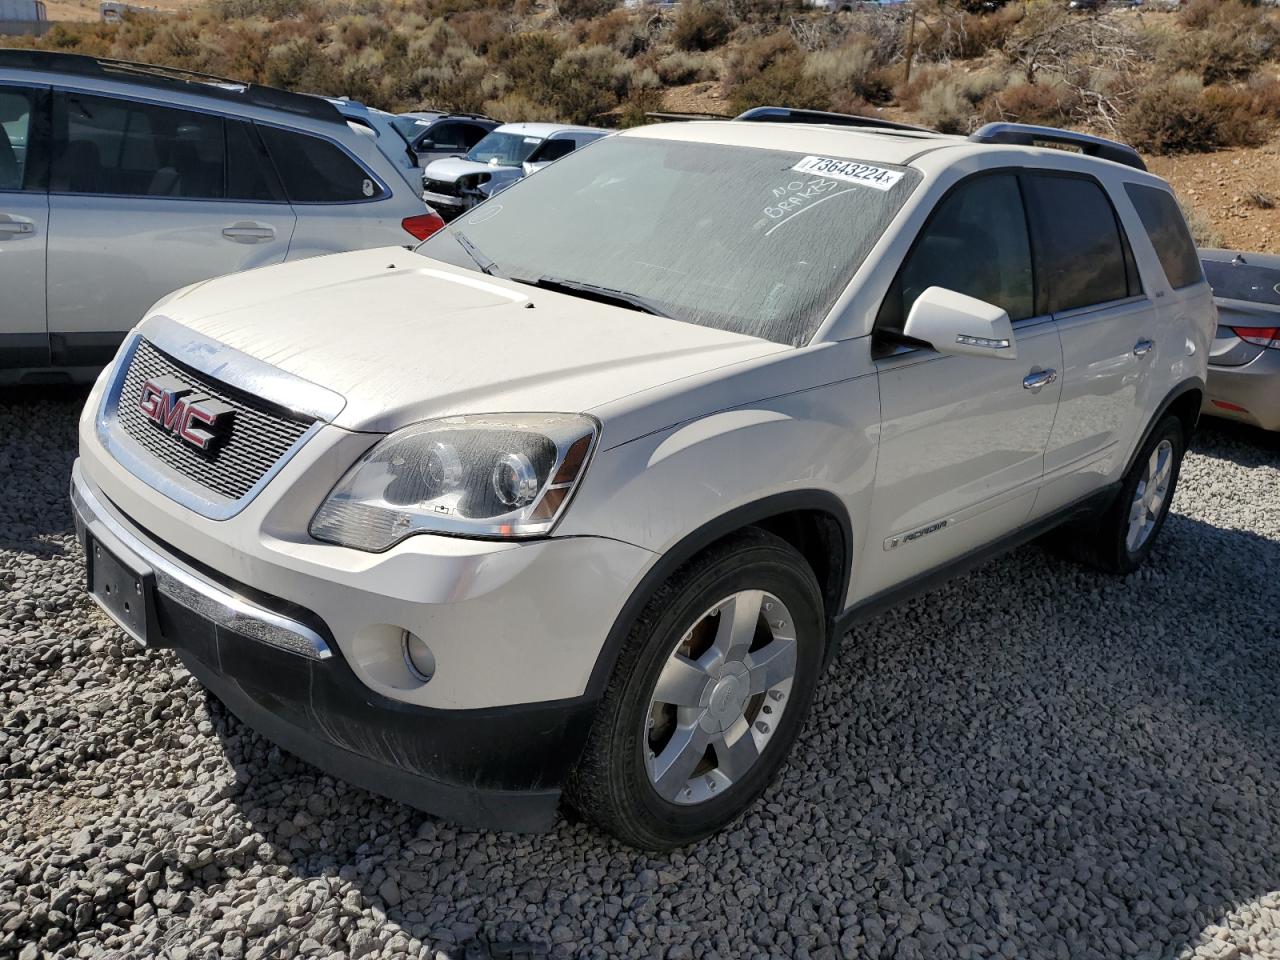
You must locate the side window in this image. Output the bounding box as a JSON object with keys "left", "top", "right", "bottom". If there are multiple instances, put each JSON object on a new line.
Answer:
{"left": 53, "top": 92, "right": 225, "bottom": 199}
{"left": 0, "top": 87, "right": 36, "bottom": 192}
{"left": 530, "top": 138, "right": 575, "bottom": 164}
{"left": 1124, "top": 183, "right": 1203, "bottom": 290}
{"left": 226, "top": 120, "right": 283, "bottom": 203}
{"left": 1025, "top": 174, "right": 1135, "bottom": 313}
{"left": 459, "top": 123, "right": 489, "bottom": 149}
{"left": 256, "top": 124, "right": 383, "bottom": 203}
{"left": 425, "top": 121, "right": 468, "bottom": 151}
{"left": 879, "top": 173, "right": 1035, "bottom": 334}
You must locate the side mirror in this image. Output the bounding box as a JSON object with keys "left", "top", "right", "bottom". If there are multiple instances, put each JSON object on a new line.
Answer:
{"left": 902, "top": 286, "right": 1017, "bottom": 361}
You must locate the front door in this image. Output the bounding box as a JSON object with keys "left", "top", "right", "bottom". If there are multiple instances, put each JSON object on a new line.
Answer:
{"left": 0, "top": 83, "right": 49, "bottom": 372}
{"left": 45, "top": 90, "right": 295, "bottom": 367}
{"left": 856, "top": 172, "right": 1063, "bottom": 602}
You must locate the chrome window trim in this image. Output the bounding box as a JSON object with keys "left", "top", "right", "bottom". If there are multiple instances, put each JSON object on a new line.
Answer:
{"left": 96, "top": 318, "right": 345, "bottom": 521}
{"left": 71, "top": 463, "right": 332, "bottom": 660}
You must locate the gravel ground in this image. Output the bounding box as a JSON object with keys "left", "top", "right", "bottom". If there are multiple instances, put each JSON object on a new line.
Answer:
{"left": 1, "top": 387, "right": 1278, "bottom": 960}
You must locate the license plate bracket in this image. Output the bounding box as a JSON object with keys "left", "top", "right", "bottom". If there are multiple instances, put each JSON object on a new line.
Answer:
{"left": 86, "top": 534, "right": 161, "bottom": 647}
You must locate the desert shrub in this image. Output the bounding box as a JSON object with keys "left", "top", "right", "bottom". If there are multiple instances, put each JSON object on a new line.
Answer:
{"left": 211, "top": 0, "right": 314, "bottom": 20}
{"left": 1166, "top": 0, "right": 1279, "bottom": 83}
{"left": 586, "top": 8, "right": 651, "bottom": 56}
{"left": 956, "top": 7, "right": 1021, "bottom": 59}
{"left": 655, "top": 50, "right": 718, "bottom": 84}
{"left": 672, "top": 1, "right": 733, "bottom": 51}
{"left": 618, "top": 86, "right": 664, "bottom": 127}
{"left": 982, "top": 79, "right": 1076, "bottom": 126}
{"left": 1121, "top": 74, "right": 1266, "bottom": 154}
{"left": 1247, "top": 73, "right": 1280, "bottom": 119}
{"left": 893, "top": 63, "right": 950, "bottom": 112}
{"left": 917, "top": 79, "right": 971, "bottom": 134}
{"left": 729, "top": 50, "right": 831, "bottom": 113}
{"left": 802, "top": 36, "right": 887, "bottom": 102}
{"left": 549, "top": 44, "right": 632, "bottom": 122}
{"left": 1201, "top": 85, "right": 1268, "bottom": 147}
{"left": 482, "top": 92, "right": 549, "bottom": 121}
{"left": 264, "top": 36, "right": 343, "bottom": 92}
{"left": 487, "top": 31, "right": 567, "bottom": 105}
{"left": 723, "top": 28, "right": 794, "bottom": 86}
{"left": 556, "top": 0, "right": 617, "bottom": 20}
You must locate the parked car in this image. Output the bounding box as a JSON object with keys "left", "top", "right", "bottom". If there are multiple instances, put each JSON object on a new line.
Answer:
{"left": 391, "top": 110, "right": 499, "bottom": 168}
{"left": 422, "top": 122, "right": 607, "bottom": 220}
{"left": 1199, "top": 248, "right": 1280, "bottom": 432}
{"left": 316, "top": 97, "right": 424, "bottom": 190}
{"left": 72, "top": 111, "right": 1212, "bottom": 849}
{"left": 0, "top": 51, "right": 442, "bottom": 385}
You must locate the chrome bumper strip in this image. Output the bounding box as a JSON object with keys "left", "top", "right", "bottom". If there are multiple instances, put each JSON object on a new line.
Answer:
{"left": 71, "top": 461, "right": 332, "bottom": 661}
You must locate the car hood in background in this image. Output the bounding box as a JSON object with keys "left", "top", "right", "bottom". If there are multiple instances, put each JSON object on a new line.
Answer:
{"left": 144, "top": 248, "right": 785, "bottom": 435}
{"left": 423, "top": 156, "right": 522, "bottom": 184}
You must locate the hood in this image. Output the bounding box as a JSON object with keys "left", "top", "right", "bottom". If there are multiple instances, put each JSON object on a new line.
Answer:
{"left": 148, "top": 248, "right": 785, "bottom": 434}
{"left": 423, "top": 156, "right": 518, "bottom": 183}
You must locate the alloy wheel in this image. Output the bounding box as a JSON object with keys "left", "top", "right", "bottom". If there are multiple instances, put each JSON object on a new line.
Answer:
{"left": 644, "top": 590, "right": 797, "bottom": 806}
{"left": 1126, "top": 438, "right": 1173, "bottom": 553}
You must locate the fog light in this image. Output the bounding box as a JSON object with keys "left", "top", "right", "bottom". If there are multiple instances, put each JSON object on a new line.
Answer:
{"left": 401, "top": 630, "right": 435, "bottom": 683}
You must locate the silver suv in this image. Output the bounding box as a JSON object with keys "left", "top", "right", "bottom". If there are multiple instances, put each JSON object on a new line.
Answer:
{"left": 0, "top": 51, "right": 441, "bottom": 385}
{"left": 73, "top": 111, "right": 1213, "bottom": 849}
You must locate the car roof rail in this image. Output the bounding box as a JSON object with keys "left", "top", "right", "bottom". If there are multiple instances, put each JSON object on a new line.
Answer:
{"left": 733, "top": 105, "right": 935, "bottom": 134}
{"left": 968, "top": 122, "right": 1147, "bottom": 171}
{"left": 0, "top": 49, "right": 344, "bottom": 125}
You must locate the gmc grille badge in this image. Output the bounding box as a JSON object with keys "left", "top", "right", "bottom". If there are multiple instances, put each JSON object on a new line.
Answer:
{"left": 138, "top": 375, "right": 235, "bottom": 452}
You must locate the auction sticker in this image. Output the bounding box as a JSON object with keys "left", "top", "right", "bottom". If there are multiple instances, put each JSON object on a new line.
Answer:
{"left": 791, "top": 156, "right": 903, "bottom": 191}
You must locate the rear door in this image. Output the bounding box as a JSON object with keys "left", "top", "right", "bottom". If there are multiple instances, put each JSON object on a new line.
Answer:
{"left": 255, "top": 123, "right": 410, "bottom": 257}
{"left": 1027, "top": 171, "right": 1155, "bottom": 516}
{"left": 46, "top": 90, "right": 295, "bottom": 366}
{"left": 0, "top": 82, "right": 50, "bottom": 372}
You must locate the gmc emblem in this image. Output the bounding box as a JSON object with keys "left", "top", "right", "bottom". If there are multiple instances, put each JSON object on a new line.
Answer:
{"left": 138, "top": 376, "right": 234, "bottom": 452}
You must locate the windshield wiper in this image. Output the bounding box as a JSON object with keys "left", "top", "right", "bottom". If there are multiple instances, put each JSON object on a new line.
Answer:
{"left": 453, "top": 231, "right": 503, "bottom": 277}
{"left": 518, "top": 276, "right": 671, "bottom": 318}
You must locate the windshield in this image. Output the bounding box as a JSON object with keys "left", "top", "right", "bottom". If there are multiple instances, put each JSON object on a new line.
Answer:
{"left": 391, "top": 116, "right": 432, "bottom": 145}
{"left": 1203, "top": 259, "right": 1280, "bottom": 306}
{"left": 418, "top": 135, "right": 919, "bottom": 345}
{"left": 465, "top": 130, "right": 543, "bottom": 166}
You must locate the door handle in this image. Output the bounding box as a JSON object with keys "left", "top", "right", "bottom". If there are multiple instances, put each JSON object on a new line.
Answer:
{"left": 0, "top": 216, "right": 35, "bottom": 238}
{"left": 221, "top": 222, "right": 275, "bottom": 243}
{"left": 1023, "top": 368, "right": 1058, "bottom": 391}
{"left": 1133, "top": 338, "right": 1154, "bottom": 357}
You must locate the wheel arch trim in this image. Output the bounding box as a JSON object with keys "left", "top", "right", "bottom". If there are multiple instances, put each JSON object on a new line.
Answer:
{"left": 1123, "top": 376, "right": 1204, "bottom": 478}
{"left": 583, "top": 490, "right": 853, "bottom": 699}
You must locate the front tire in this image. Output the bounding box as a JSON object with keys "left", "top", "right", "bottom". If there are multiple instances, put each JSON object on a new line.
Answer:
{"left": 566, "top": 529, "right": 825, "bottom": 850}
{"left": 1057, "top": 414, "right": 1185, "bottom": 574}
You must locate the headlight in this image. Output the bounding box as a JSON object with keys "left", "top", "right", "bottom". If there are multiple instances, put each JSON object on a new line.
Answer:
{"left": 310, "top": 413, "right": 598, "bottom": 551}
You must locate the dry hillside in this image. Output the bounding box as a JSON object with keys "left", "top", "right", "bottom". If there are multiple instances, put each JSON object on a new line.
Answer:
{"left": 7, "top": 0, "right": 1280, "bottom": 251}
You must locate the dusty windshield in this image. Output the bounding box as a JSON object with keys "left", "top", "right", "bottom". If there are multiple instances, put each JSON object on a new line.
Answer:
{"left": 465, "top": 131, "right": 541, "bottom": 166}
{"left": 420, "top": 135, "right": 919, "bottom": 346}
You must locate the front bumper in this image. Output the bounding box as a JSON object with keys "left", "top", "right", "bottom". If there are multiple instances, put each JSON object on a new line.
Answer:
{"left": 422, "top": 191, "right": 471, "bottom": 220}
{"left": 1202, "top": 350, "right": 1280, "bottom": 432}
{"left": 70, "top": 463, "right": 600, "bottom": 832}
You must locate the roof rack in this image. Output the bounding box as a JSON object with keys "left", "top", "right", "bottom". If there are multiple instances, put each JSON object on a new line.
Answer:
{"left": 646, "top": 111, "right": 732, "bottom": 123}
{"left": 734, "top": 106, "right": 934, "bottom": 134}
{"left": 968, "top": 122, "right": 1146, "bottom": 171}
{"left": 0, "top": 49, "right": 344, "bottom": 125}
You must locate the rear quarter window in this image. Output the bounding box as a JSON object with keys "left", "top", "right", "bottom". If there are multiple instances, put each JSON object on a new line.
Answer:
{"left": 256, "top": 124, "right": 383, "bottom": 203}
{"left": 1124, "top": 183, "right": 1203, "bottom": 290}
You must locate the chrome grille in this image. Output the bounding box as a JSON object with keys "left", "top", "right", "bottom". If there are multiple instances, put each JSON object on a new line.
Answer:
{"left": 115, "top": 339, "right": 315, "bottom": 502}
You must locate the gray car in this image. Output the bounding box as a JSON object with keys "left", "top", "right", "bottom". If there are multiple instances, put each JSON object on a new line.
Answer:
{"left": 0, "top": 51, "right": 441, "bottom": 385}
{"left": 1199, "top": 248, "right": 1280, "bottom": 432}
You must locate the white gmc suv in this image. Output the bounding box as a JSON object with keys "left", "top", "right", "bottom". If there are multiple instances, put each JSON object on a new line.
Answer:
{"left": 72, "top": 110, "right": 1214, "bottom": 850}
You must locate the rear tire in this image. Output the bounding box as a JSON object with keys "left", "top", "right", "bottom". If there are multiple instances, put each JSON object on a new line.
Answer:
{"left": 566, "top": 529, "right": 825, "bottom": 850}
{"left": 1054, "top": 415, "right": 1185, "bottom": 575}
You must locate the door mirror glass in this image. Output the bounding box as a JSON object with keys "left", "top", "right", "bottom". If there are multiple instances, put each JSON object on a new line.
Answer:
{"left": 903, "top": 286, "right": 1018, "bottom": 360}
